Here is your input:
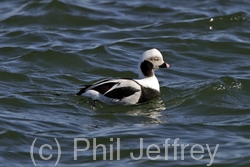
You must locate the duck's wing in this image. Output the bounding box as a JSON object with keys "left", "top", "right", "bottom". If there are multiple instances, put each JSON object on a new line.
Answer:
{"left": 103, "top": 79, "right": 141, "bottom": 99}
{"left": 76, "top": 78, "right": 115, "bottom": 95}
{"left": 76, "top": 79, "right": 141, "bottom": 99}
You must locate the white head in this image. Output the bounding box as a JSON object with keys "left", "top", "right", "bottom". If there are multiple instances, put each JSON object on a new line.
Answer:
{"left": 138, "top": 48, "right": 170, "bottom": 78}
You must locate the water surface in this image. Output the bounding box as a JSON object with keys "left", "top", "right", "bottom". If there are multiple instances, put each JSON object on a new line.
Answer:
{"left": 0, "top": 0, "right": 250, "bottom": 166}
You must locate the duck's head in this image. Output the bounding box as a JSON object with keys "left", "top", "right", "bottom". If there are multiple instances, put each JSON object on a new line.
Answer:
{"left": 138, "top": 48, "right": 170, "bottom": 78}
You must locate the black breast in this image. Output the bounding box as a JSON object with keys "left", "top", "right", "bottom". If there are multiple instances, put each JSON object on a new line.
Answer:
{"left": 138, "top": 87, "right": 159, "bottom": 103}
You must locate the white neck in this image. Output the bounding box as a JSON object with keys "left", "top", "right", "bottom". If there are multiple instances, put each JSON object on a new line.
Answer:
{"left": 135, "top": 75, "right": 160, "bottom": 91}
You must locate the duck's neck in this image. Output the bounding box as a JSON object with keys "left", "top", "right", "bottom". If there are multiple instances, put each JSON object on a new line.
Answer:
{"left": 135, "top": 75, "right": 160, "bottom": 91}
{"left": 138, "top": 68, "right": 155, "bottom": 79}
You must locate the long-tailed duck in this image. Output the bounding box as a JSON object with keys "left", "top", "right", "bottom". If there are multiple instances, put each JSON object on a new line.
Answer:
{"left": 76, "top": 48, "right": 170, "bottom": 105}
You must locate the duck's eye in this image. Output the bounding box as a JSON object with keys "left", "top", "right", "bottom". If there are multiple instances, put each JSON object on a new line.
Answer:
{"left": 153, "top": 57, "right": 159, "bottom": 61}
{"left": 150, "top": 57, "right": 159, "bottom": 61}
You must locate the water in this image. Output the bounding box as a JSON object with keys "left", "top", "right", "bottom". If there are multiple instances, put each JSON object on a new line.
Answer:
{"left": 0, "top": 0, "right": 250, "bottom": 166}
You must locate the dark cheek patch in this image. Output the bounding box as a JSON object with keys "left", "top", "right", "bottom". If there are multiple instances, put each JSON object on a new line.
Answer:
{"left": 140, "top": 60, "right": 153, "bottom": 77}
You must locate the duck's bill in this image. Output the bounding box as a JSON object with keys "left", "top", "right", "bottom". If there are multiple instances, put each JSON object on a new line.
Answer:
{"left": 159, "top": 62, "right": 171, "bottom": 68}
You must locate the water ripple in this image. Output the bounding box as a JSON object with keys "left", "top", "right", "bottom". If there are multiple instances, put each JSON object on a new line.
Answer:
{"left": 0, "top": 0, "right": 250, "bottom": 166}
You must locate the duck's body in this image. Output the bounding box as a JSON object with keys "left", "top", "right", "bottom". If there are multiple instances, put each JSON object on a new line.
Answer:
{"left": 76, "top": 48, "right": 170, "bottom": 105}
{"left": 76, "top": 77, "right": 160, "bottom": 105}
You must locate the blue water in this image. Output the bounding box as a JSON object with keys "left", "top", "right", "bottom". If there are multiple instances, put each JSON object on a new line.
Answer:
{"left": 0, "top": 0, "right": 250, "bottom": 166}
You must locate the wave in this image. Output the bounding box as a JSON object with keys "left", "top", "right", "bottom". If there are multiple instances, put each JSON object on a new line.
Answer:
{"left": 164, "top": 76, "right": 250, "bottom": 114}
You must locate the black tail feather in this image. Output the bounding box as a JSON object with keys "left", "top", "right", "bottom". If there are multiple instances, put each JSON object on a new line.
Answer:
{"left": 76, "top": 85, "right": 91, "bottom": 96}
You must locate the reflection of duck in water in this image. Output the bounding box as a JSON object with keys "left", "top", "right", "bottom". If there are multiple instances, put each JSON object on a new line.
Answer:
{"left": 76, "top": 48, "right": 170, "bottom": 105}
